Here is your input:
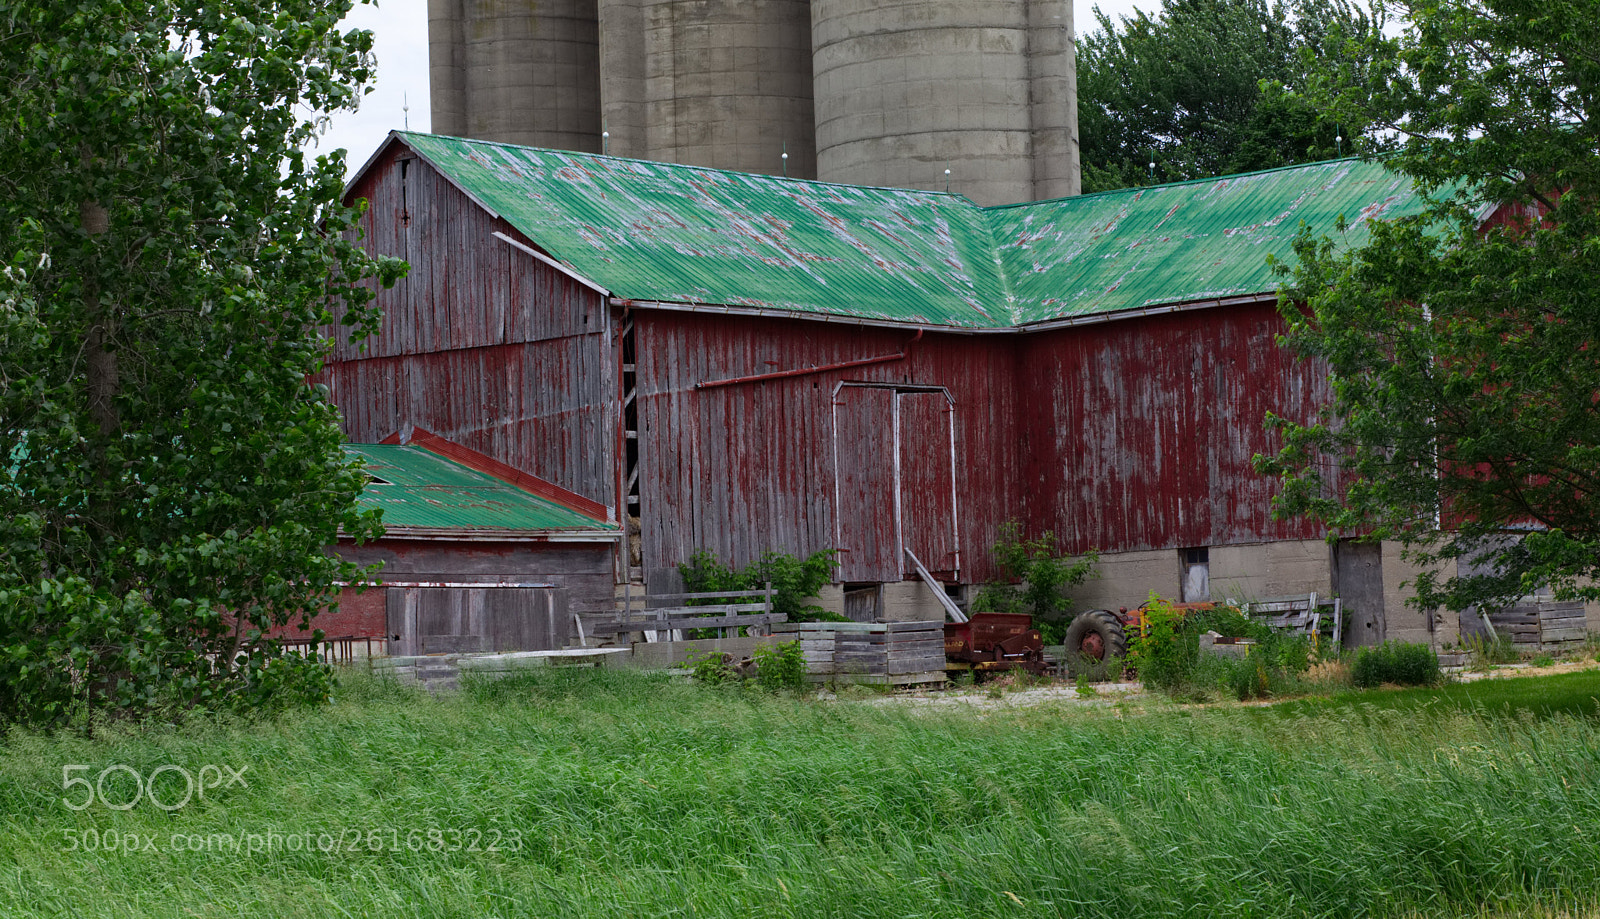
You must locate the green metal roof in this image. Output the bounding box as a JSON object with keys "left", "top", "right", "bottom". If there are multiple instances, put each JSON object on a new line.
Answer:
{"left": 346, "top": 444, "right": 613, "bottom": 535}
{"left": 991, "top": 160, "right": 1434, "bottom": 324}
{"left": 397, "top": 132, "right": 1009, "bottom": 329}
{"left": 385, "top": 132, "right": 1441, "bottom": 329}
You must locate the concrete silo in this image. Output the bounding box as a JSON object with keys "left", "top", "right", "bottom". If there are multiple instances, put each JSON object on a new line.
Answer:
{"left": 428, "top": 0, "right": 1079, "bottom": 201}
{"left": 429, "top": 0, "right": 604, "bottom": 152}
{"left": 811, "top": 0, "right": 1079, "bottom": 205}
{"left": 598, "top": 0, "right": 816, "bottom": 178}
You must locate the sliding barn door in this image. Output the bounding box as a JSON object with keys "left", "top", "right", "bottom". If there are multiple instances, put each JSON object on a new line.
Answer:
{"left": 832, "top": 385, "right": 960, "bottom": 582}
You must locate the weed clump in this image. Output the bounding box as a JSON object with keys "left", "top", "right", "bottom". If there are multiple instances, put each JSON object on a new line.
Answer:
{"left": 1350, "top": 641, "right": 1442, "bottom": 688}
{"left": 1127, "top": 594, "right": 1315, "bottom": 701}
{"left": 688, "top": 640, "right": 807, "bottom": 693}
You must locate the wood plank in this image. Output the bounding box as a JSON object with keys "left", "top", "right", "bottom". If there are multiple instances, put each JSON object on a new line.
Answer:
{"left": 905, "top": 549, "right": 968, "bottom": 623}
{"left": 833, "top": 662, "right": 889, "bottom": 674}
{"left": 886, "top": 642, "right": 945, "bottom": 654}
{"left": 627, "top": 602, "right": 769, "bottom": 616}
{"left": 888, "top": 660, "right": 949, "bottom": 674}
{"left": 587, "top": 612, "right": 785, "bottom": 634}
{"left": 648, "top": 590, "right": 773, "bottom": 601}
{"left": 773, "top": 621, "right": 887, "bottom": 634}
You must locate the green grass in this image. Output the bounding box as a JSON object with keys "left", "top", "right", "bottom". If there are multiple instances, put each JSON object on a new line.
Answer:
{"left": 1, "top": 666, "right": 1598, "bottom": 918}
{"left": 1271, "top": 667, "right": 1600, "bottom": 720}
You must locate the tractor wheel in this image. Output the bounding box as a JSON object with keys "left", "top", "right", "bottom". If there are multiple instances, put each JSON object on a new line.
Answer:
{"left": 1063, "top": 609, "right": 1129, "bottom": 673}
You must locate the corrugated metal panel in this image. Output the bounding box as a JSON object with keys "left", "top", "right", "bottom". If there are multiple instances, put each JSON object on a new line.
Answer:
{"left": 394, "top": 132, "right": 1009, "bottom": 329}
{"left": 323, "top": 339, "right": 617, "bottom": 509}
{"left": 1020, "top": 302, "right": 1331, "bottom": 553}
{"left": 992, "top": 159, "right": 1433, "bottom": 323}
{"left": 347, "top": 444, "right": 613, "bottom": 532}
{"left": 374, "top": 133, "right": 1436, "bottom": 329}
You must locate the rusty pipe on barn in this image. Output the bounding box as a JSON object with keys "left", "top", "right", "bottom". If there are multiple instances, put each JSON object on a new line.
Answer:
{"left": 694, "top": 329, "right": 924, "bottom": 390}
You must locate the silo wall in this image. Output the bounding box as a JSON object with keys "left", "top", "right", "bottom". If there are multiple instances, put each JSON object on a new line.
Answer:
{"left": 812, "top": 0, "right": 1078, "bottom": 205}
{"left": 429, "top": 0, "right": 604, "bottom": 152}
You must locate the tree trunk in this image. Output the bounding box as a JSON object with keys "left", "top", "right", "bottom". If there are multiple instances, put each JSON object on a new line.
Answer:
{"left": 79, "top": 199, "right": 119, "bottom": 438}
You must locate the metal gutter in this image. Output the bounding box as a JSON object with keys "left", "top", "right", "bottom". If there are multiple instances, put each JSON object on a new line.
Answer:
{"left": 339, "top": 527, "right": 621, "bottom": 542}
{"left": 611, "top": 297, "right": 1002, "bottom": 335}
{"left": 613, "top": 292, "right": 1286, "bottom": 336}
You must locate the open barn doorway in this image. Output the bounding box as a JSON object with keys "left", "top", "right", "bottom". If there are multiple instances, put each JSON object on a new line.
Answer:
{"left": 831, "top": 384, "right": 960, "bottom": 584}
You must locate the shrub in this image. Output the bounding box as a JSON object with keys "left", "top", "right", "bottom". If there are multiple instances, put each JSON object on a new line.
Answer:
{"left": 1350, "top": 641, "right": 1442, "bottom": 688}
{"left": 679, "top": 549, "right": 846, "bottom": 623}
{"left": 751, "top": 640, "right": 807, "bottom": 693}
{"left": 970, "top": 521, "right": 1097, "bottom": 644}
{"left": 1126, "top": 594, "right": 1192, "bottom": 691}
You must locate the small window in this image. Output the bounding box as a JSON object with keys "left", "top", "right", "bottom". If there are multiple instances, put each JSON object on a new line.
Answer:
{"left": 1180, "top": 547, "right": 1210, "bottom": 602}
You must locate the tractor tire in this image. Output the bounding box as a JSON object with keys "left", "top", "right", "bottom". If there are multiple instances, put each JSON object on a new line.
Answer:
{"left": 1063, "top": 609, "right": 1129, "bottom": 673}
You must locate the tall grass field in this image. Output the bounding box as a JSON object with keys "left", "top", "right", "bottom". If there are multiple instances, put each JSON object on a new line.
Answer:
{"left": 1, "top": 667, "right": 1598, "bottom": 918}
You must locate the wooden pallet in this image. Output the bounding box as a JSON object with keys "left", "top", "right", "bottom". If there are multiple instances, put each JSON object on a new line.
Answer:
{"left": 773, "top": 620, "right": 948, "bottom": 686}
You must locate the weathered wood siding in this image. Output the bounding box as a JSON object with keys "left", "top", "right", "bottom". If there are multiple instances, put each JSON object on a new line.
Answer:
{"left": 631, "top": 311, "right": 1023, "bottom": 589}
{"left": 1020, "top": 303, "right": 1331, "bottom": 555}
{"left": 325, "top": 146, "right": 617, "bottom": 508}
{"left": 335, "top": 539, "right": 616, "bottom": 615}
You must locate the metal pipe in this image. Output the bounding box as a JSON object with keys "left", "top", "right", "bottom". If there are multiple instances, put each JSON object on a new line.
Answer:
{"left": 695, "top": 329, "right": 923, "bottom": 389}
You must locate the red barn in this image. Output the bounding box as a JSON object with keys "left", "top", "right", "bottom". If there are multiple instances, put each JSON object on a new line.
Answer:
{"left": 326, "top": 131, "right": 1489, "bottom": 646}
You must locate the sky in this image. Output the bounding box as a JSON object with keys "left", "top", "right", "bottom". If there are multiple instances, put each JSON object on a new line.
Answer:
{"left": 316, "top": 0, "right": 1153, "bottom": 179}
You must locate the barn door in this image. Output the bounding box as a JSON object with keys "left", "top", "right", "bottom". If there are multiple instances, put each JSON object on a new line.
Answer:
{"left": 386, "top": 587, "right": 571, "bottom": 656}
{"left": 896, "top": 390, "right": 959, "bottom": 579}
{"left": 833, "top": 385, "right": 960, "bottom": 583}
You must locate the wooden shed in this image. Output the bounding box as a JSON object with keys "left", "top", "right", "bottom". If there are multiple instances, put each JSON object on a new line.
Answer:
{"left": 289, "top": 429, "right": 620, "bottom": 655}
{"left": 322, "top": 131, "right": 1518, "bottom": 642}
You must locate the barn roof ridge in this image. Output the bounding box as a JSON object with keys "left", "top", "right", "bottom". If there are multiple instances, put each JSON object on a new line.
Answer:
{"left": 355, "top": 131, "right": 1437, "bottom": 330}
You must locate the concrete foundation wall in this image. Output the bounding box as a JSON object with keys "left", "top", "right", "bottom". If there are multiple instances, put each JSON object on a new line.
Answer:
{"left": 1382, "top": 540, "right": 1454, "bottom": 647}
{"left": 1067, "top": 540, "right": 1469, "bottom": 651}
{"left": 879, "top": 580, "right": 951, "bottom": 622}
{"left": 1066, "top": 548, "right": 1175, "bottom": 613}
{"left": 1209, "top": 540, "right": 1332, "bottom": 606}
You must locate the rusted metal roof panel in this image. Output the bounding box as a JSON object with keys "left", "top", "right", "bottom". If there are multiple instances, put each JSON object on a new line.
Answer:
{"left": 395, "top": 132, "right": 1010, "bottom": 329}
{"left": 346, "top": 444, "right": 613, "bottom": 533}
{"left": 991, "top": 159, "right": 1432, "bottom": 324}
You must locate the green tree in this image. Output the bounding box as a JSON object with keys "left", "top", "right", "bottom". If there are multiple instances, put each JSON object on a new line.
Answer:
{"left": 0, "top": 0, "right": 405, "bottom": 723}
{"left": 1258, "top": 0, "right": 1600, "bottom": 615}
{"left": 1077, "top": 0, "right": 1377, "bottom": 192}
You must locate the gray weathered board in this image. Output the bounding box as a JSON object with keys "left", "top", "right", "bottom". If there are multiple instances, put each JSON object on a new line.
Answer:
{"left": 1488, "top": 601, "right": 1588, "bottom": 651}
{"left": 386, "top": 586, "right": 571, "bottom": 657}
{"left": 773, "top": 620, "right": 947, "bottom": 686}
